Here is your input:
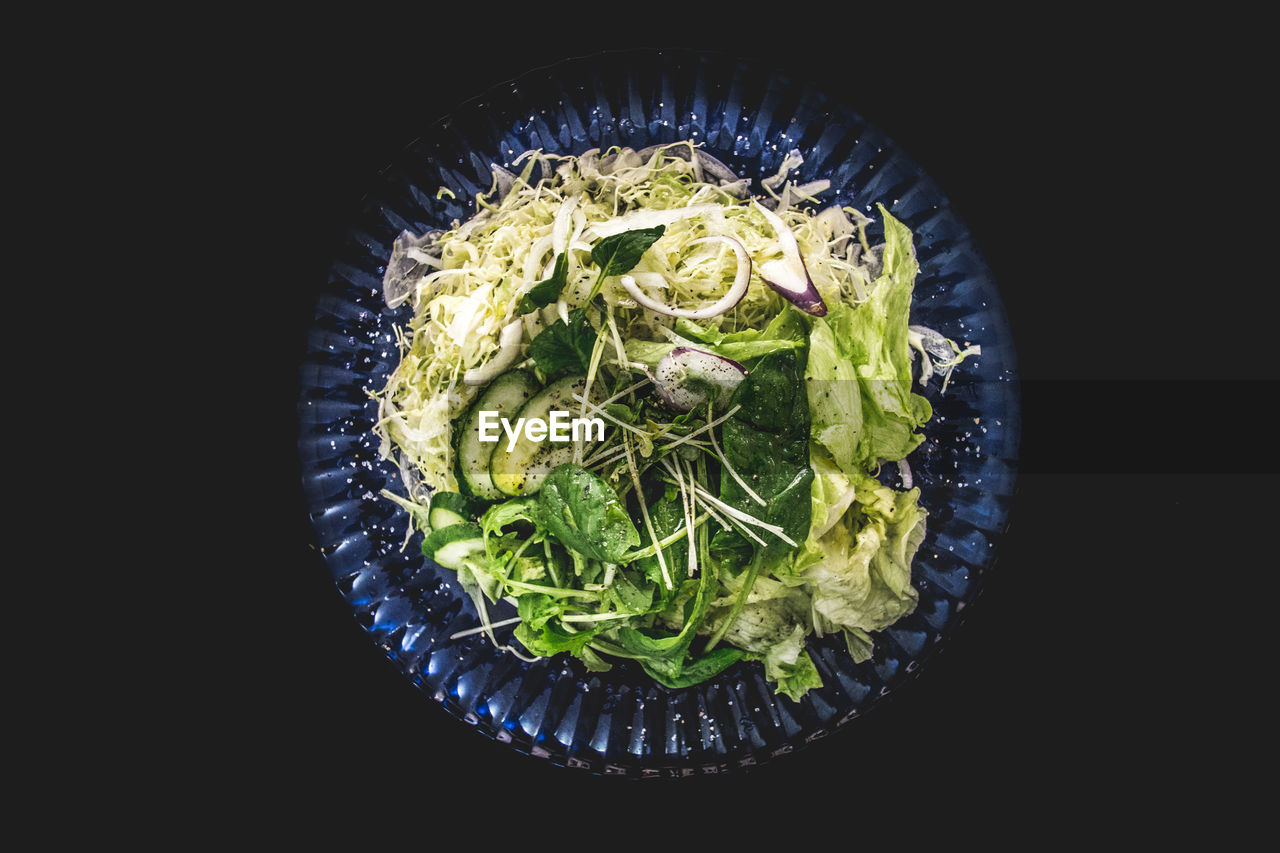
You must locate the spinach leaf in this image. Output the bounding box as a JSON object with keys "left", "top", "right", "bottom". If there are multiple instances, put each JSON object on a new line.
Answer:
{"left": 517, "top": 252, "right": 570, "bottom": 314}
{"left": 720, "top": 346, "right": 814, "bottom": 567}
{"left": 705, "top": 340, "right": 815, "bottom": 652}
{"left": 527, "top": 307, "right": 596, "bottom": 375}
{"left": 587, "top": 225, "right": 665, "bottom": 300}
{"left": 536, "top": 463, "right": 640, "bottom": 563}
{"left": 615, "top": 504, "right": 719, "bottom": 680}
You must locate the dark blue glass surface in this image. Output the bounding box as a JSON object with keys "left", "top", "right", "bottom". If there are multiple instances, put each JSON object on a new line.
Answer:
{"left": 297, "top": 49, "right": 1020, "bottom": 776}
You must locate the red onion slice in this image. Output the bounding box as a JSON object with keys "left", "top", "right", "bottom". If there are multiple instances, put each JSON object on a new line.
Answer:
{"left": 752, "top": 200, "right": 828, "bottom": 316}
{"left": 652, "top": 347, "right": 747, "bottom": 413}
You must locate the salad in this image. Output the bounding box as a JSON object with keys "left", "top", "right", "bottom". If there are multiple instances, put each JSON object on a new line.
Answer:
{"left": 373, "top": 142, "right": 979, "bottom": 701}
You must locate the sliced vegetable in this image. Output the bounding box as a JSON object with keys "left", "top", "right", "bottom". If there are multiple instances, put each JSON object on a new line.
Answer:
{"left": 428, "top": 491, "right": 481, "bottom": 530}
{"left": 752, "top": 200, "right": 827, "bottom": 316}
{"left": 456, "top": 370, "right": 541, "bottom": 499}
{"left": 617, "top": 235, "right": 750, "bottom": 320}
{"left": 652, "top": 347, "right": 747, "bottom": 413}
{"left": 421, "top": 522, "right": 485, "bottom": 570}
{"left": 490, "top": 375, "right": 589, "bottom": 496}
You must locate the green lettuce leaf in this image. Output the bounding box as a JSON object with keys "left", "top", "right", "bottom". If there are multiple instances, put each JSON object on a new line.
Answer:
{"left": 821, "top": 205, "right": 934, "bottom": 465}
{"left": 702, "top": 574, "right": 811, "bottom": 658}
{"left": 761, "top": 647, "right": 823, "bottom": 702}
{"left": 801, "top": 470, "right": 928, "bottom": 640}
{"left": 794, "top": 445, "right": 858, "bottom": 575}
{"left": 805, "top": 315, "right": 863, "bottom": 476}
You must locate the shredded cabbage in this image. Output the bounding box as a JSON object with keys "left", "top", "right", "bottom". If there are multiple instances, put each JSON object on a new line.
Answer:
{"left": 373, "top": 143, "right": 898, "bottom": 494}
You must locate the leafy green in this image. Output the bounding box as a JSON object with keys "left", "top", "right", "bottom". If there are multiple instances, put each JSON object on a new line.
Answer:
{"left": 801, "top": 470, "right": 928, "bottom": 641}
{"left": 801, "top": 446, "right": 859, "bottom": 552}
{"left": 704, "top": 341, "right": 815, "bottom": 654}
{"left": 805, "top": 316, "right": 863, "bottom": 476}
{"left": 536, "top": 463, "right": 640, "bottom": 564}
{"left": 631, "top": 494, "right": 688, "bottom": 590}
{"left": 640, "top": 647, "right": 743, "bottom": 689}
{"left": 587, "top": 225, "right": 666, "bottom": 300}
{"left": 527, "top": 307, "right": 596, "bottom": 376}
{"left": 517, "top": 252, "right": 570, "bottom": 314}
{"left": 822, "top": 205, "right": 934, "bottom": 465}
{"left": 719, "top": 345, "right": 814, "bottom": 568}
{"left": 670, "top": 317, "right": 800, "bottom": 363}
{"left": 704, "top": 574, "right": 811, "bottom": 656}
{"left": 479, "top": 497, "right": 543, "bottom": 558}
{"left": 516, "top": 592, "right": 562, "bottom": 632}
{"left": 513, "top": 618, "right": 599, "bottom": 658}
{"left": 605, "top": 567, "right": 659, "bottom": 615}
{"left": 614, "top": 508, "right": 720, "bottom": 684}
{"left": 622, "top": 339, "right": 673, "bottom": 370}
{"left": 759, "top": 648, "right": 823, "bottom": 702}
{"left": 842, "top": 627, "right": 875, "bottom": 664}
{"left": 604, "top": 401, "right": 637, "bottom": 424}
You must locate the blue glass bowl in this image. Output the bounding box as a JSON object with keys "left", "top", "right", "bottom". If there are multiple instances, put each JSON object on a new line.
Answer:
{"left": 297, "top": 49, "right": 1020, "bottom": 776}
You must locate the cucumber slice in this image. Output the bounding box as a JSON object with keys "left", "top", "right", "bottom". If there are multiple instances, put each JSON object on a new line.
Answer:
{"left": 455, "top": 370, "right": 540, "bottom": 500}
{"left": 491, "top": 375, "right": 589, "bottom": 496}
{"left": 421, "top": 522, "right": 485, "bottom": 570}
{"left": 428, "top": 491, "right": 479, "bottom": 530}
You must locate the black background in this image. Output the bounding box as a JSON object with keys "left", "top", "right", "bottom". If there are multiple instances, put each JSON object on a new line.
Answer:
{"left": 214, "top": 15, "right": 1272, "bottom": 839}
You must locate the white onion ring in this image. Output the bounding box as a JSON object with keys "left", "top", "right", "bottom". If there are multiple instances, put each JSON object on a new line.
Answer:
{"left": 618, "top": 236, "right": 750, "bottom": 320}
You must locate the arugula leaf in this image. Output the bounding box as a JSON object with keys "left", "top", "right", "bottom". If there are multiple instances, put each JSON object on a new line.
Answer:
{"left": 517, "top": 252, "right": 570, "bottom": 314}
{"left": 615, "top": 498, "right": 720, "bottom": 681}
{"left": 514, "top": 618, "right": 598, "bottom": 657}
{"left": 527, "top": 307, "right": 596, "bottom": 375}
{"left": 536, "top": 463, "right": 640, "bottom": 564}
{"left": 631, "top": 495, "right": 688, "bottom": 590}
{"left": 587, "top": 225, "right": 666, "bottom": 300}
{"left": 480, "top": 497, "right": 543, "bottom": 541}
{"left": 605, "top": 567, "right": 658, "bottom": 615}
{"left": 516, "top": 593, "right": 562, "bottom": 631}
{"left": 640, "top": 647, "right": 743, "bottom": 689}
